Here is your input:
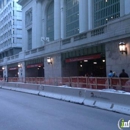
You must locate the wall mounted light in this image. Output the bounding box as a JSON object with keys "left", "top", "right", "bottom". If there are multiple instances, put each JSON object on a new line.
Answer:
{"left": 2, "top": 67, "right": 5, "bottom": 70}
{"left": 102, "top": 59, "right": 105, "bottom": 62}
{"left": 119, "top": 42, "right": 127, "bottom": 54}
{"left": 84, "top": 60, "right": 88, "bottom": 62}
{"left": 80, "top": 64, "right": 83, "bottom": 67}
{"left": 18, "top": 63, "right": 22, "bottom": 68}
{"left": 47, "top": 57, "right": 52, "bottom": 64}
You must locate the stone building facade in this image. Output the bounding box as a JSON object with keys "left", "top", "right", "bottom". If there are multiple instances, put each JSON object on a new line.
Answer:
{"left": 0, "top": 0, "right": 130, "bottom": 78}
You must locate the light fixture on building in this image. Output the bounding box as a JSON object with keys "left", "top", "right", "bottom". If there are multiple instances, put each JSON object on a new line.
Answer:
{"left": 102, "top": 59, "right": 105, "bottom": 62}
{"left": 47, "top": 57, "right": 52, "bottom": 64}
{"left": 93, "top": 62, "right": 97, "bottom": 64}
{"left": 18, "top": 63, "right": 22, "bottom": 68}
{"left": 119, "top": 42, "right": 127, "bottom": 54}
{"left": 105, "top": 0, "right": 108, "bottom": 2}
{"left": 80, "top": 64, "right": 82, "bottom": 67}
{"left": 2, "top": 67, "right": 5, "bottom": 70}
{"left": 84, "top": 60, "right": 88, "bottom": 62}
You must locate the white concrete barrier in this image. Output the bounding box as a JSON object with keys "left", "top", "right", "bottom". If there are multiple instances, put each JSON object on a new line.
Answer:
{"left": 2, "top": 82, "right": 17, "bottom": 87}
{"left": 39, "top": 85, "right": 86, "bottom": 104}
{"left": 83, "top": 89, "right": 130, "bottom": 115}
{"left": 0, "top": 82, "right": 40, "bottom": 95}
{"left": 84, "top": 90, "right": 113, "bottom": 110}
{"left": 0, "top": 82, "right": 130, "bottom": 115}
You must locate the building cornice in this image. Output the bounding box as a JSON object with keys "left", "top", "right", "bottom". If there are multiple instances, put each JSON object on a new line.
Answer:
{"left": 18, "top": 0, "right": 31, "bottom": 6}
{"left": 18, "top": 0, "right": 25, "bottom": 5}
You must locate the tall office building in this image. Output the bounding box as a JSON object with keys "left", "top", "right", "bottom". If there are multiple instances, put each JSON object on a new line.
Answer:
{"left": 0, "top": 0, "right": 22, "bottom": 59}
{"left": 0, "top": 0, "right": 130, "bottom": 78}
{"left": 0, "top": 0, "right": 22, "bottom": 77}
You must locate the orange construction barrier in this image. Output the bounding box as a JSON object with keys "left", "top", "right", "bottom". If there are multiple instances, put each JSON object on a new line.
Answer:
{"left": 57, "top": 78, "right": 62, "bottom": 86}
{"left": 97, "top": 77, "right": 108, "bottom": 89}
{"left": 78, "top": 77, "right": 88, "bottom": 88}
{"left": 71, "top": 77, "right": 78, "bottom": 87}
{"left": 5, "top": 76, "right": 130, "bottom": 92}
{"left": 88, "top": 77, "right": 97, "bottom": 89}
{"left": 62, "top": 77, "right": 70, "bottom": 86}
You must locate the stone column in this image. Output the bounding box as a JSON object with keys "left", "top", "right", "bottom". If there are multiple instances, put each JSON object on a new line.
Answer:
{"left": 4, "top": 0, "right": 6, "bottom": 6}
{"left": 54, "top": 0, "right": 61, "bottom": 40}
{"left": 124, "top": 0, "right": 130, "bottom": 15}
{"left": 44, "top": 54, "right": 62, "bottom": 78}
{"left": 36, "top": 1, "right": 42, "bottom": 47}
{"left": 18, "top": 62, "right": 25, "bottom": 82}
{"left": 2, "top": 66, "right": 8, "bottom": 81}
{"left": 61, "top": 0, "right": 65, "bottom": 39}
{"left": 88, "top": 0, "right": 93, "bottom": 30}
{"left": 79, "top": 0, "right": 88, "bottom": 33}
{"left": 120, "top": 0, "right": 125, "bottom": 16}
{"left": 2, "top": 0, "right": 4, "bottom": 8}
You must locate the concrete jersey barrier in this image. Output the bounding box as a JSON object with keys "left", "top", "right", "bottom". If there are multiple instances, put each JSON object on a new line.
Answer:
{"left": 39, "top": 85, "right": 86, "bottom": 104}
{"left": 83, "top": 89, "right": 130, "bottom": 115}
{"left": 0, "top": 82, "right": 130, "bottom": 115}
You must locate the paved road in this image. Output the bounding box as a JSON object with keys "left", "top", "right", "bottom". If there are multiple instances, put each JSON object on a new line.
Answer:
{"left": 0, "top": 89, "right": 129, "bottom": 130}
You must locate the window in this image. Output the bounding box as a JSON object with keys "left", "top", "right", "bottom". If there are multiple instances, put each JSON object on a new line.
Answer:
{"left": 66, "top": 0, "right": 79, "bottom": 37}
{"left": 25, "top": 8, "right": 32, "bottom": 27}
{"left": 94, "top": 0, "right": 120, "bottom": 27}
{"left": 28, "top": 29, "right": 32, "bottom": 50}
{"left": 46, "top": 1, "right": 54, "bottom": 41}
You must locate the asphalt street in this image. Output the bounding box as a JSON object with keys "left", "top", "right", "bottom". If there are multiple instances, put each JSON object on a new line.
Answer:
{"left": 0, "top": 89, "right": 129, "bottom": 130}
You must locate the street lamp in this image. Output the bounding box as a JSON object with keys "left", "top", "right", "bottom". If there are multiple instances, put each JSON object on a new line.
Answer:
{"left": 119, "top": 42, "right": 127, "bottom": 54}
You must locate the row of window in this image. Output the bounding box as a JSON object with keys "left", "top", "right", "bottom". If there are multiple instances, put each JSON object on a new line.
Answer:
{"left": 0, "top": 21, "right": 12, "bottom": 34}
{"left": 94, "top": 0, "right": 120, "bottom": 27}
{"left": 0, "top": 2, "right": 12, "bottom": 17}
{"left": 45, "top": 0, "right": 120, "bottom": 40}
{"left": 25, "top": 8, "right": 32, "bottom": 27}
{"left": 95, "top": 4, "right": 120, "bottom": 19}
{"left": 66, "top": 0, "right": 79, "bottom": 38}
{"left": 46, "top": 2, "right": 54, "bottom": 41}
{"left": 0, "top": 39, "right": 12, "bottom": 49}
{"left": 0, "top": 30, "right": 12, "bottom": 42}
{"left": 0, "top": 12, "right": 12, "bottom": 26}
{"left": 46, "top": 0, "right": 79, "bottom": 41}
{"left": 25, "top": 0, "right": 121, "bottom": 49}
{"left": 0, "top": 1, "right": 13, "bottom": 46}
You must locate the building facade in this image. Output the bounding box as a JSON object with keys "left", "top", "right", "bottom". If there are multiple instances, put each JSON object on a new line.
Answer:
{"left": 0, "top": 0, "right": 22, "bottom": 77}
{"left": 0, "top": 0, "right": 130, "bottom": 78}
